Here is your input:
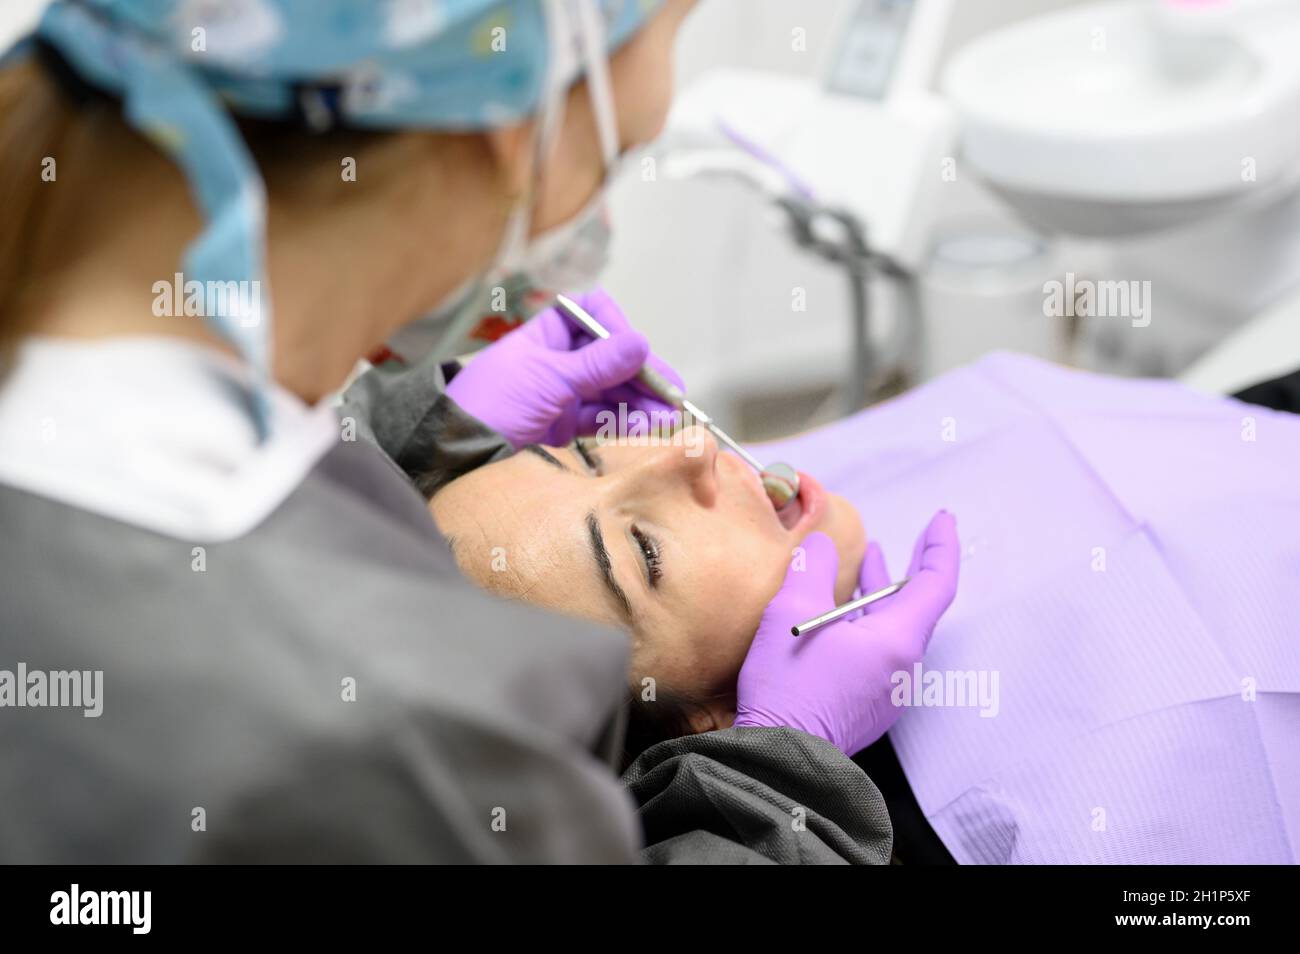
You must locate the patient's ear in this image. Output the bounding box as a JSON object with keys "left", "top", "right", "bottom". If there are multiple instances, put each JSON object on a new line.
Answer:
{"left": 685, "top": 700, "right": 736, "bottom": 734}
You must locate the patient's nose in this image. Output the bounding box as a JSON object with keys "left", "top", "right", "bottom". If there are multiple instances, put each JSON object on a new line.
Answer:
{"left": 620, "top": 425, "right": 719, "bottom": 507}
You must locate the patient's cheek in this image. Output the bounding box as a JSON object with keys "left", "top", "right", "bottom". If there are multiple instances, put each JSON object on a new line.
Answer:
{"left": 821, "top": 494, "right": 866, "bottom": 603}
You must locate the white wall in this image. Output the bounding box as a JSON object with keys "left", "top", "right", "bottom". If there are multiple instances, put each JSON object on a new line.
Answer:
{"left": 602, "top": 0, "right": 863, "bottom": 420}
{"left": 0, "top": 0, "right": 45, "bottom": 46}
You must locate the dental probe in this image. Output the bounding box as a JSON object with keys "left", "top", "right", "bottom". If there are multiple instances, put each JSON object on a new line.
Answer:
{"left": 791, "top": 579, "right": 909, "bottom": 637}
{"left": 553, "top": 294, "right": 801, "bottom": 508}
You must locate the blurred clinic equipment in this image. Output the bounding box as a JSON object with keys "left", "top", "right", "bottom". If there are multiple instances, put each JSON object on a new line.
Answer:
{"left": 602, "top": 0, "right": 1300, "bottom": 439}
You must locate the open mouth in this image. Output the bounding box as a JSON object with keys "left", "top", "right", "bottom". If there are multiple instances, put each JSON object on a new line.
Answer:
{"left": 775, "top": 470, "right": 822, "bottom": 534}
{"left": 732, "top": 456, "right": 824, "bottom": 535}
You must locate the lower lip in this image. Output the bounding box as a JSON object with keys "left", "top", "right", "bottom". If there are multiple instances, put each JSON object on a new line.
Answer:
{"left": 777, "top": 470, "right": 824, "bottom": 534}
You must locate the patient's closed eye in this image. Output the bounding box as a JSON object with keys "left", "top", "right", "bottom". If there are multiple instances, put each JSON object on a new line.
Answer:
{"left": 632, "top": 524, "right": 663, "bottom": 587}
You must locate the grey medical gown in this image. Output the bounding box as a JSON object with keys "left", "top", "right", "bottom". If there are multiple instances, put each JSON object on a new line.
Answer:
{"left": 0, "top": 360, "right": 892, "bottom": 864}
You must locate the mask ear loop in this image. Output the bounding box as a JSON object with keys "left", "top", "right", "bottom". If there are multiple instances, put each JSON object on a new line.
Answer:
{"left": 573, "top": 0, "right": 620, "bottom": 172}
{"left": 499, "top": 0, "right": 575, "bottom": 267}
{"left": 421, "top": 0, "right": 575, "bottom": 365}
{"left": 502, "top": 0, "right": 618, "bottom": 261}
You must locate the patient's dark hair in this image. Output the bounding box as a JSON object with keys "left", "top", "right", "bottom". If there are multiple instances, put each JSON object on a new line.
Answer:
{"left": 621, "top": 685, "right": 734, "bottom": 771}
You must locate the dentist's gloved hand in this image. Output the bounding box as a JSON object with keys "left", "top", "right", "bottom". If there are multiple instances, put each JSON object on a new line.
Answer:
{"left": 733, "top": 512, "right": 960, "bottom": 757}
{"left": 445, "top": 288, "right": 684, "bottom": 449}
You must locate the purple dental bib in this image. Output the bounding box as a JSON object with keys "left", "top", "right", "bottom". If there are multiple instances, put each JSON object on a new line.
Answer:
{"left": 761, "top": 353, "right": 1300, "bottom": 864}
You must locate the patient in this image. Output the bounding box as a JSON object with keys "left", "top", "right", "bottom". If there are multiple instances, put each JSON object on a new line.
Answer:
{"left": 430, "top": 426, "right": 867, "bottom": 737}
{"left": 432, "top": 352, "right": 1300, "bottom": 864}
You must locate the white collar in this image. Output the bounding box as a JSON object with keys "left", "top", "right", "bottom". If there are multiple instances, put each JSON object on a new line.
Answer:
{"left": 0, "top": 336, "right": 340, "bottom": 541}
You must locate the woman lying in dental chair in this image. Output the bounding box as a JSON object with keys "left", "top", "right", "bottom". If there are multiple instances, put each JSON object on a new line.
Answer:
{"left": 429, "top": 344, "right": 1300, "bottom": 864}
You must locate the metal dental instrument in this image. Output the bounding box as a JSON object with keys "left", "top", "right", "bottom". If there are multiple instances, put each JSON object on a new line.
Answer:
{"left": 791, "top": 578, "right": 909, "bottom": 637}
{"left": 554, "top": 294, "right": 801, "bottom": 509}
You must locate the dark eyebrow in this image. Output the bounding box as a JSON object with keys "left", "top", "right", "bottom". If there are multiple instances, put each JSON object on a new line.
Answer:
{"left": 587, "top": 510, "right": 633, "bottom": 622}
{"left": 520, "top": 443, "right": 570, "bottom": 471}
{"left": 519, "top": 446, "right": 628, "bottom": 618}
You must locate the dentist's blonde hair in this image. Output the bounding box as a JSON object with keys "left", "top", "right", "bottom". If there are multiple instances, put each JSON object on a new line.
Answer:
{"left": 0, "top": 58, "right": 511, "bottom": 370}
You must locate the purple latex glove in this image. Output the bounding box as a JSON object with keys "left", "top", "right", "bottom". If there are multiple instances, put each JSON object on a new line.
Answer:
{"left": 445, "top": 288, "right": 684, "bottom": 449}
{"left": 733, "top": 511, "right": 961, "bottom": 756}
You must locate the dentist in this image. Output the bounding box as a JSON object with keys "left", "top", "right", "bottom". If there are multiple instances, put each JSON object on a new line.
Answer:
{"left": 0, "top": 0, "right": 958, "bottom": 863}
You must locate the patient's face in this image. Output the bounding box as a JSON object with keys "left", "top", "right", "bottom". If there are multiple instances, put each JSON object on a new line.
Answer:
{"left": 430, "top": 427, "right": 865, "bottom": 715}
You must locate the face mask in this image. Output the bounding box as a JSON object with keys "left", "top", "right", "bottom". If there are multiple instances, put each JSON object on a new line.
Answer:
{"left": 498, "top": 170, "right": 617, "bottom": 296}
{"left": 380, "top": 192, "right": 614, "bottom": 369}
{"left": 383, "top": 0, "right": 622, "bottom": 369}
